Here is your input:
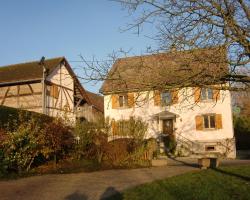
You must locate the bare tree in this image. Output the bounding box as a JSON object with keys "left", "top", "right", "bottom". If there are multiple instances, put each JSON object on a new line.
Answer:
{"left": 79, "top": 0, "right": 250, "bottom": 96}
{"left": 117, "top": 0, "right": 250, "bottom": 66}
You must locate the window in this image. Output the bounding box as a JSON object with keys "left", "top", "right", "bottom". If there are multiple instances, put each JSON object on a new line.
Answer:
{"left": 205, "top": 145, "right": 215, "bottom": 151}
{"left": 203, "top": 115, "right": 216, "bottom": 129}
{"left": 112, "top": 120, "right": 130, "bottom": 136}
{"left": 118, "top": 95, "right": 128, "bottom": 108}
{"left": 118, "top": 120, "right": 130, "bottom": 136}
{"left": 201, "top": 88, "right": 213, "bottom": 100}
{"left": 50, "top": 85, "right": 59, "bottom": 99}
{"left": 161, "top": 91, "right": 172, "bottom": 105}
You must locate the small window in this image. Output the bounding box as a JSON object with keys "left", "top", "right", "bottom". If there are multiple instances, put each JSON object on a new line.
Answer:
{"left": 118, "top": 95, "right": 128, "bottom": 108}
{"left": 50, "top": 85, "right": 59, "bottom": 99}
{"left": 203, "top": 115, "right": 216, "bottom": 129}
{"left": 205, "top": 145, "right": 215, "bottom": 151}
{"left": 201, "top": 88, "right": 213, "bottom": 100}
{"left": 161, "top": 91, "right": 172, "bottom": 105}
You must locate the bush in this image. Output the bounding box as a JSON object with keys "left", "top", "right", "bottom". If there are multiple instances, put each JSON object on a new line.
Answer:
{"left": 102, "top": 117, "right": 151, "bottom": 167}
{"left": 0, "top": 116, "right": 74, "bottom": 175}
{"left": 113, "top": 117, "right": 148, "bottom": 143}
{"left": 1, "top": 119, "right": 44, "bottom": 173}
{"left": 73, "top": 119, "right": 108, "bottom": 163}
{"left": 102, "top": 138, "right": 151, "bottom": 167}
{"left": 42, "top": 119, "right": 74, "bottom": 164}
{"left": 234, "top": 116, "right": 250, "bottom": 150}
{"left": 0, "top": 105, "right": 51, "bottom": 131}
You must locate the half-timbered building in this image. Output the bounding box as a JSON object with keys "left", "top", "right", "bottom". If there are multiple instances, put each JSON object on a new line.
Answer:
{"left": 0, "top": 57, "right": 103, "bottom": 122}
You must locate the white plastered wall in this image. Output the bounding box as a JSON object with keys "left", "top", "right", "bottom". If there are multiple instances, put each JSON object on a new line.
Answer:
{"left": 104, "top": 88, "right": 236, "bottom": 157}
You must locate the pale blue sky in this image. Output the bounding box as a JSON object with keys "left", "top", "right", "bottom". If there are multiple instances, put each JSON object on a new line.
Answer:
{"left": 0, "top": 0, "right": 155, "bottom": 93}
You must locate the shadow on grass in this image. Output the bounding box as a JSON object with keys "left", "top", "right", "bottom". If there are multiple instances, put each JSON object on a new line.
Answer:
{"left": 212, "top": 168, "right": 250, "bottom": 182}
{"left": 100, "top": 187, "right": 123, "bottom": 200}
{"left": 65, "top": 191, "right": 88, "bottom": 200}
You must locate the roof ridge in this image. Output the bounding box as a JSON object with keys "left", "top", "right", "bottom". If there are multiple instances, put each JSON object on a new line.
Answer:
{"left": 116, "top": 45, "right": 225, "bottom": 61}
{"left": 0, "top": 56, "right": 65, "bottom": 69}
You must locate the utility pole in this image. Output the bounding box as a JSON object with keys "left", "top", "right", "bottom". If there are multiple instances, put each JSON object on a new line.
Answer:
{"left": 39, "top": 56, "right": 47, "bottom": 115}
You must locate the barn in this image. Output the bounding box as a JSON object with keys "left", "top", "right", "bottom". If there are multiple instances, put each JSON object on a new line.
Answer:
{"left": 0, "top": 57, "right": 103, "bottom": 122}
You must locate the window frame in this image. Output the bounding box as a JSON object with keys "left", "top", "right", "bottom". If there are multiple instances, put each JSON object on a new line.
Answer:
{"left": 203, "top": 114, "right": 216, "bottom": 129}
{"left": 201, "top": 88, "right": 213, "bottom": 101}
{"left": 118, "top": 94, "right": 128, "bottom": 108}
{"left": 161, "top": 91, "right": 172, "bottom": 106}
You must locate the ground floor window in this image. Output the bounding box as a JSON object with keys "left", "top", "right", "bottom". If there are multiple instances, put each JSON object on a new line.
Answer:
{"left": 203, "top": 115, "right": 216, "bottom": 129}
{"left": 195, "top": 114, "right": 222, "bottom": 130}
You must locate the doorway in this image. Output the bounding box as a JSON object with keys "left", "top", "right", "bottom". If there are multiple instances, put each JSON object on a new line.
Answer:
{"left": 162, "top": 119, "right": 174, "bottom": 135}
{"left": 162, "top": 119, "right": 176, "bottom": 154}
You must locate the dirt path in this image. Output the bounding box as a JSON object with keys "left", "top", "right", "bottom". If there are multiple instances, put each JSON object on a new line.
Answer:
{"left": 0, "top": 159, "right": 249, "bottom": 200}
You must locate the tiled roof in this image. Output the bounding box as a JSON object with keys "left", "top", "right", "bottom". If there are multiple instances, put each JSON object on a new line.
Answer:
{"left": 101, "top": 46, "right": 228, "bottom": 94}
{"left": 0, "top": 57, "right": 64, "bottom": 84}
{"left": 85, "top": 90, "right": 104, "bottom": 113}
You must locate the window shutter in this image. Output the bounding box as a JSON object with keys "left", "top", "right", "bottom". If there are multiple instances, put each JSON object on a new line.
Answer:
{"left": 154, "top": 90, "right": 161, "bottom": 106}
{"left": 111, "top": 95, "right": 119, "bottom": 109}
{"left": 127, "top": 92, "right": 134, "bottom": 108}
{"left": 195, "top": 115, "right": 203, "bottom": 130}
{"left": 111, "top": 120, "right": 118, "bottom": 135}
{"left": 215, "top": 114, "right": 223, "bottom": 129}
{"left": 194, "top": 87, "right": 201, "bottom": 103}
{"left": 171, "top": 89, "right": 179, "bottom": 104}
{"left": 51, "top": 85, "right": 59, "bottom": 99}
{"left": 213, "top": 89, "right": 220, "bottom": 101}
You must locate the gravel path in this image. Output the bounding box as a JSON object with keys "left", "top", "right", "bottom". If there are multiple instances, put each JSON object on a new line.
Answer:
{"left": 0, "top": 159, "right": 249, "bottom": 200}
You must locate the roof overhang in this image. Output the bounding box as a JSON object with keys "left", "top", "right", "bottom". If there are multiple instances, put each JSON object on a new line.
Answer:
{"left": 153, "top": 111, "right": 179, "bottom": 120}
{"left": 0, "top": 79, "right": 42, "bottom": 87}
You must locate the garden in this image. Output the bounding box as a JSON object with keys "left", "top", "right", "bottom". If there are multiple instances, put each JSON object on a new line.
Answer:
{"left": 0, "top": 106, "right": 156, "bottom": 179}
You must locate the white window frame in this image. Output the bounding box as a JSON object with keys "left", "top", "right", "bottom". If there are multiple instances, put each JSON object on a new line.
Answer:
{"left": 118, "top": 94, "right": 128, "bottom": 108}
{"left": 203, "top": 114, "right": 216, "bottom": 129}
{"left": 161, "top": 91, "right": 172, "bottom": 105}
{"left": 201, "top": 88, "right": 213, "bottom": 101}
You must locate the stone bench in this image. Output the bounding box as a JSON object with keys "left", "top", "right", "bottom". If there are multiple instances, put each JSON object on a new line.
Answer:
{"left": 198, "top": 157, "right": 220, "bottom": 169}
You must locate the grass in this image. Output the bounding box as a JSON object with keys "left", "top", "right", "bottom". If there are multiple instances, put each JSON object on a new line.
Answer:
{"left": 107, "top": 165, "right": 250, "bottom": 200}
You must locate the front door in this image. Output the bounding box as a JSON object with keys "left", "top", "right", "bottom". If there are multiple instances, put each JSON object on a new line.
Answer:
{"left": 162, "top": 119, "right": 175, "bottom": 153}
{"left": 162, "top": 119, "right": 174, "bottom": 135}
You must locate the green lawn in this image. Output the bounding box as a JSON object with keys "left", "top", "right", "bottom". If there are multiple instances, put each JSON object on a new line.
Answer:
{"left": 108, "top": 165, "right": 250, "bottom": 200}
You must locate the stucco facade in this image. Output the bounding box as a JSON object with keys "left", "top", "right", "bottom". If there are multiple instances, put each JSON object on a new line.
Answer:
{"left": 104, "top": 88, "right": 236, "bottom": 158}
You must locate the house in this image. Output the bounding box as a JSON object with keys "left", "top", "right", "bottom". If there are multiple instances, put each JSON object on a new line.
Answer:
{"left": 101, "top": 47, "right": 236, "bottom": 158}
{"left": 0, "top": 57, "right": 103, "bottom": 122}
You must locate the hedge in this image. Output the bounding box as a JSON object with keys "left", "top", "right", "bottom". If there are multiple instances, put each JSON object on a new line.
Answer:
{"left": 0, "top": 106, "right": 52, "bottom": 131}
